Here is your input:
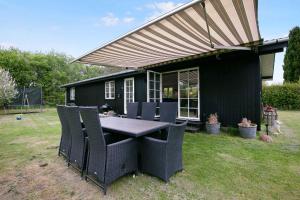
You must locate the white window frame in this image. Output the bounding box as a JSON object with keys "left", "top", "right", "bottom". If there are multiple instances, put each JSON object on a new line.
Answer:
{"left": 146, "top": 68, "right": 200, "bottom": 120}
{"left": 70, "top": 87, "right": 75, "bottom": 101}
{"left": 177, "top": 68, "right": 200, "bottom": 120}
{"left": 147, "top": 71, "right": 162, "bottom": 116}
{"left": 105, "top": 81, "right": 115, "bottom": 100}
{"left": 146, "top": 70, "right": 162, "bottom": 102}
{"left": 124, "top": 77, "right": 135, "bottom": 114}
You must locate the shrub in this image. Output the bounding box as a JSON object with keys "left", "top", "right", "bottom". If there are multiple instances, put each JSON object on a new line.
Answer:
{"left": 262, "top": 83, "right": 300, "bottom": 110}
{"left": 0, "top": 68, "right": 18, "bottom": 107}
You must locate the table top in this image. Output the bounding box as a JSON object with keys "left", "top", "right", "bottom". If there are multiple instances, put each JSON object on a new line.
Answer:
{"left": 100, "top": 117, "right": 170, "bottom": 137}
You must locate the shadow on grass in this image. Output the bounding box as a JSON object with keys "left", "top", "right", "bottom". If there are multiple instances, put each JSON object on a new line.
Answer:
{"left": 220, "top": 127, "right": 240, "bottom": 137}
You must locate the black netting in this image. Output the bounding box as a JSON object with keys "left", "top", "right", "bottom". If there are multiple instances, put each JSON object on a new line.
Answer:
{"left": 10, "top": 87, "right": 43, "bottom": 106}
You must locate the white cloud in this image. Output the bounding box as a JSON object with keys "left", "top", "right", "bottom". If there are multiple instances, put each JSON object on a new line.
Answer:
{"left": 96, "top": 13, "right": 135, "bottom": 27}
{"left": 123, "top": 17, "right": 135, "bottom": 23}
{"left": 145, "top": 1, "right": 184, "bottom": 21}
{"left": 100, "top": 13, "right": 120, "bottom": 26}
{"left": 147, "top": 1, "right": 183, "bottom": 13}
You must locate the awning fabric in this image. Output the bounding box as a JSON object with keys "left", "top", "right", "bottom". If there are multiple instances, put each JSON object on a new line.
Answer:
{"left": 74, "top": 0, "right": 260, "bottom": 68}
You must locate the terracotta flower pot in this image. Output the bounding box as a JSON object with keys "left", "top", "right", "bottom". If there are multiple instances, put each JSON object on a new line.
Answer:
{"left": 238, "top": 123, "right": 257, "bottom": 139}
{"left": 206, "top": 122, "right": 221, "bottom": 134}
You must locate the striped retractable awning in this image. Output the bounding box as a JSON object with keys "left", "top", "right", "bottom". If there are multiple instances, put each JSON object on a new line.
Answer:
{"left": 74, "top": 0, "right": 261, "bottom": 68}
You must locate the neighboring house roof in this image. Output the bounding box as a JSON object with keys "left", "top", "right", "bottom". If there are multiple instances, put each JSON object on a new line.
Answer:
{"left": 72, "top": 0, "right": 260, "bottom": 69}
{"left": 61, "top": 69, "right": 142, "bottom": 88}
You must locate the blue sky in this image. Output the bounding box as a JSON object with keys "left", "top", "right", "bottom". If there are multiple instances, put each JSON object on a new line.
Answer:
{"left": 0, "top": 0, "right": 299, "bottom": 83}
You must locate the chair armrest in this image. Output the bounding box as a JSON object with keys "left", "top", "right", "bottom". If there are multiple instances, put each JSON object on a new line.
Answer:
{"left": 141, "top": 137, "right": 167, "bottom": 156}
{"left": 104, "top": 132, "right": 128, "bottom": 144}
{"left": 140, "top": 136, "right": 167, "bottom": 178}
{"left": 106, "top": 138, "right": 137, "bottom": 163}
{"left": 106, "top": 138, "right": 138, "bottom": 184}
{"left": 107, "top": 138, "right": 135, "bottom": 148}
{"left": 143, "top": 136, "right": 167, "bottom": 145}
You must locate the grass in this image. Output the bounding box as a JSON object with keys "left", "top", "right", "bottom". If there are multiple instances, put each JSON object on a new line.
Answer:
{"left": 0, "top": 109, "right": 299, "bottom": 199}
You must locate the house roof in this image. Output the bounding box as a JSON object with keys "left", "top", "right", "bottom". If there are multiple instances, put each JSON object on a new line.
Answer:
{"left": 61, "top": 69, "right": 142, "bottom": 88}
{"left": 72, "top": 0, "right": 260, "bottom": 69}
{"left": 63, "top": 37, "right": 288, "bottom": 87}
{"left": 259, "top": 37, "right": 289, "bottom": 80}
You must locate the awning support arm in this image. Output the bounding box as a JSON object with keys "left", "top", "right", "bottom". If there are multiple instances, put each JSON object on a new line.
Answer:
{"left": 201, "top": 1, "right": 213, "bottom": 48}
{"left": 201, "top": 1, "right": 251, "bottom": 51}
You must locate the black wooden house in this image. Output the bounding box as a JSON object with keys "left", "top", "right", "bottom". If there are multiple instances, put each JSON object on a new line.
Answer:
{"left": 62, "top": 0, "right": 288, "bottom": 130}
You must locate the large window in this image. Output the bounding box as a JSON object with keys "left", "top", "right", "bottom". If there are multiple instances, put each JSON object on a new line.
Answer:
{"left": 70, "top": 87, "right": 75, "bottom": 101}
{"left": 178, "top": 69, "right": 199, "bottom": 119}
{"left": 105, "top": 81, "right": 115, "bottom": 99}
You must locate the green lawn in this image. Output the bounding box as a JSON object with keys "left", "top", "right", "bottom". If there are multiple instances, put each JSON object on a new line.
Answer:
{"left": 0, "top": 109, "right": 299, "bottom": 200}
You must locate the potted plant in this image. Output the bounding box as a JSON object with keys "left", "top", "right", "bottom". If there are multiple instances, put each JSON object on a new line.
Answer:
{"left": 206, "top": 113, "right": 221, "bottom": 134}
{"left": 238, "top": 118, "right": 257, "bottom": 139}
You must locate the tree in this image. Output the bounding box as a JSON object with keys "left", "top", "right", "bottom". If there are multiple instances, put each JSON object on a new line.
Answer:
{"left": 283, "top": 26, "right": 300, "bottom": 82}
{"left": 0, "top": 68, "right": 18, "bottom": 108}
{"left": 0, "top": 47, "right": 123, "bottom": 105}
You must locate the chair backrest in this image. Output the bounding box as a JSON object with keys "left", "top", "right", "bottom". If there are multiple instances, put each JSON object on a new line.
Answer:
{"left": 166, "top": 121, "right": 187, "bottom": 174}
{"left": 160, "top": 102, "right": 178, "bottom": 123}
{"left": 79, "top": 106, "right": 106, "bottom": 182}
{"left": 65, "top": 106, "right": 85, "bottom": 168}
{"left": 141, "top": 102, "right": 156, "bottom": 121}
{"left": 166, "top": 121, "right": 187, "bottom": 144}
{"left": 57, "top": 105, "right": 71, "bottom": 154}
{"left": 127, "top": 102, "right": 139, "bottom": 119}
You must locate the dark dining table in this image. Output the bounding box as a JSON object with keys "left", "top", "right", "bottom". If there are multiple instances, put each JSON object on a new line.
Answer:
{"left": 99, "top": 116, "right": 170, "bottom": 137}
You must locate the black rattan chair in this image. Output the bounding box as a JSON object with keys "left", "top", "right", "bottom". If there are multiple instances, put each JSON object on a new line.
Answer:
{"left": 80, "top": 107, "right": 138, "bottom": 195}
{"left": 126, "top": 102, "right": 139, "bottom": 119}
{"left": 57, "top": 105, "right": 71, "bottom": 160}
{"left": 141, "top": 102, "right": 156, "bottom": 121}
{"left": 160, "top": 102, "right": 178, "bottom": 123}
{"left": 141, "top": 121, "right": 187, "bottom": 182}
{"left": 65, "top": 106, "right": 87, "bottom": 176}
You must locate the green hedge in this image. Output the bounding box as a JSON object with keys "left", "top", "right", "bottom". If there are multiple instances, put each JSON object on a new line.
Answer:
{"left": 262, "top": 83, "right": 300, "bottom": 110}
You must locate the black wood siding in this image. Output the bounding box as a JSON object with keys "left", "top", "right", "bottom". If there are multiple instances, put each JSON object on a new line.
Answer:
{"left": 67, "top": 74, "right": 147, "bottom": 115}
{"left": 65, "top": 51, "right": 261, "bottom": 129}
{"left": 151, "top": 51, "right": 261, "bottom": 128}
{"left": 200, "top": 53, "right": 261, "bottom": 129}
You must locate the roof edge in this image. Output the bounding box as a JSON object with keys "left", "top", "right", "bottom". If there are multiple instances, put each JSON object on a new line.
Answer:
{"left": 258, "top": 36, "right": 289, "bottom": 55}
{"left": 61, "top": 70, "right": 142, "bottom": 88}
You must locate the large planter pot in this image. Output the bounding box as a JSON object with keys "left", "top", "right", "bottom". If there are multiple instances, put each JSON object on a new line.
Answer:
{"left": 206, "top": 122, "right": 221, "bottom": 134}
{"left": 238, "top": 124, "right": 257, "bottom": 139}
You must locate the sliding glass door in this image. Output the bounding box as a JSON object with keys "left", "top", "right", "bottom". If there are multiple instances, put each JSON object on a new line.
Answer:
{"left": 147, "top": 68, "right": 199, "bottom": 120}
{"left": 162, "top": 72, "right": 178, "bottom": 102}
